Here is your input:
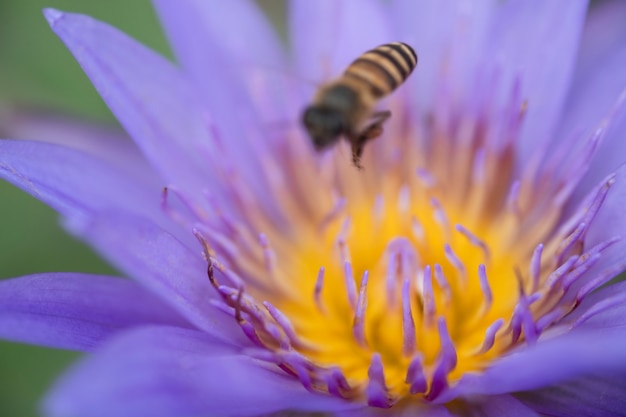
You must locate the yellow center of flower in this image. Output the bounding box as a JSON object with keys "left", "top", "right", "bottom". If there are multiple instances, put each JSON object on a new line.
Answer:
{"left": 198, "top": 101, "right": 612, "bottom": 407}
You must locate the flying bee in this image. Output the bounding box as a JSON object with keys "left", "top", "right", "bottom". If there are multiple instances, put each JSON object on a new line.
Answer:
{"left": 302, "top": 42, "right": 418, "bottom": 168}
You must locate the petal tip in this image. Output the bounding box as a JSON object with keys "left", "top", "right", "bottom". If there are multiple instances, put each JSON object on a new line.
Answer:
{"left": 43, "top": 8, "right": 64, "bottom": 27}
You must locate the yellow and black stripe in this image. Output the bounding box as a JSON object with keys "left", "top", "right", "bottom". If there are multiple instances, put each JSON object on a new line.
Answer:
{"left": 342, "top": 42, "right": 417, "bottom": 99}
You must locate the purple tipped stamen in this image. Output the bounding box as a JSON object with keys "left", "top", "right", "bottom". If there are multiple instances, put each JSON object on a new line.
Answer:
{"left": 366, "top": 353, "right": 392, "bottom": 408}
{"left": 405, "top": 355, "right": 428, "bottom": 394}
{"left": 530, "top": 243, "right": 543, "bottom": 292}
{"left": 314, "top": 266, "right": 326, "bottom": 313}
{"left": 477, "top": 318, "right": 504, "bottom": 354}
{"left": 422, "top": 266, "right": 436, "bottom": 327}
{"left": 456, "top": 224, "right": 491, "bottom": 262}
{"left": 433, "top": 264, "right": 453, "bottom": 303}
{"left": 343, "top": 261, "right": 358, "bottom": 311}
{"left": 427, "top": 318, "right": 457, "bottom": 400}
{"left": 431, "top": 198, "right": 451, "bottom": 238}
{"left": 353, "top": 271, "right": 370, "bottom": 348}
{"left": 444, "top": 244, "right": 467, "bottom": 281}
{"left": 402, "top": 277, "right": 417, "bottom": 356}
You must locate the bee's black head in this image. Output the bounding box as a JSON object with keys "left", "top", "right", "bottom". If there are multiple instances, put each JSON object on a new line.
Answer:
{"left": 301, "top": 106, "right": 346, "bottom": 150}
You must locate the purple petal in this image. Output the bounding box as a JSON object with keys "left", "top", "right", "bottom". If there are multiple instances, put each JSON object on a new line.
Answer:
{"left": 68, "top": 210, "right": 244, "bottom": 344}
{"left": 3, "top": 111, "right": 157, "bottom": 188}
{"left": 558, "top": 0, "right": 626, "bottom": 202}
{"left": 152, "top": 0, "right": 285, "bottom": 78}
{"left": 464, "top": 395, "right": 540, "bottom": 417}
{"left": 152, "top": 0, "right": 295, "bottom": 124}
{"left": 562, "top": 280, "right": 626, "bottom": 329}
{"left": 43, "top": 326, "right": 356, "bottom": 417}
{"left": 449, "top": 328, "right": 626, "bottom": 399}
{"left": 44, "top": 9, "right": 217, "bottom": 196}
{"left": 482, "top": 0, "right": 589, "bottom": 164}
{"left": 289, "top": 0, "right": 392, "bottom": 84}
{"left": 390, "top": 0, "right": 496, "bottom": 111}
{"left": 394, "top": 0, "right": 587, "bottom": 164}
{"left": 0, "top": 273, "right": 189, "bottom": 351}
{"left": 517, "top": 374, "right": 626, "bottom": 417}
{"left": 152, "top": 0, "right": 282, "bottom": 196}
{"left": 578, "top": 163, "right": 626, "bottom": 288}
{"left": 0, "top": 140, "right": 157, "bottom": 222}
{"left": 337, "top": 403, "right": 453, "bottom": 417}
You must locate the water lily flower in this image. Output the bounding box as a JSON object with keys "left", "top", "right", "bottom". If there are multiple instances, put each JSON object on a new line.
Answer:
{"left": 2, "top": 1, "right": 626, "bottom": 416}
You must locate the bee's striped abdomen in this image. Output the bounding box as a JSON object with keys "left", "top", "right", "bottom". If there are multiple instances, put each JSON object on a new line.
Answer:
{"left": 342, "top": 42, "right": 417, "bottom": 99}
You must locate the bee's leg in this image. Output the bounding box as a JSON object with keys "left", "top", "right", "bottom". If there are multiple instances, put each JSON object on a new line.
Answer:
{"left": 350, "top": 111, "right": 392, "bottom": 168}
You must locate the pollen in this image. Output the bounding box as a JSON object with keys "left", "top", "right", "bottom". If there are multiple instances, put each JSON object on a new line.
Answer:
{"left": 190, "top": 83, "right": 617, "bottom": 408}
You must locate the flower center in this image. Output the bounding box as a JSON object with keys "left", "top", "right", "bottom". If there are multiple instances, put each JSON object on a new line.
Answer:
{"left": 189, "top": 94, "right": 616, "bottom": 407}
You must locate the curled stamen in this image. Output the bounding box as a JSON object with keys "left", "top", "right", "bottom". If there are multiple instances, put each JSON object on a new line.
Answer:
{"left": 402, "top": 277, "right": 416, "bottom": 356}
{"left": 353, "top": 271, "right": 370, "bottom": 348}
{"left": 456, "top": 224, "right": 491, "bottom": 262}
{"left": 476, "top": 318, "right": 504, "bottom": 354}
{"left": 367, "top": 353, "right": 392, "bottom": 408}
{"left": 314, "top": 266, "right": 326, "bottom": 313}
{"left": 444, "top": 244, "right": 467, "bottom": 281}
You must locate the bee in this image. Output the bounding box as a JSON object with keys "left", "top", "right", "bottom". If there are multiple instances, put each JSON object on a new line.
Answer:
{"left": 302, "top": 42, "right": 417, "bottom": 168}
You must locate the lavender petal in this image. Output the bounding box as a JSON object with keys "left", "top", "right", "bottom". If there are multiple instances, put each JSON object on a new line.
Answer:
{"left": 578, "top": 164, "right": 626, "bottom": 290}
{"left": 464, "top": 395, "right": 540, "bottom": 417}
{"left": 451, "top": 327, "right": 626, "bottom": 398}
{"left": 483, "top": 0, "right": 589, "bottom": 164}
{"left": 337, "top": 402, "right": 453, "bottom": 417}
{"left": 69, "top": 210, "right": 244, "bottom": 344}
{"left": 152, "top": 0, "right": 282, "bottom": 199}
{"left": 563, "top": 280, "right": 626, "bottom": 329}
{"left": 390, "top": 0, "right": 496, "bottom": 111}
{"left": 2, "top": 111, "right": 157, "bottom": 188}
{"left": 43, "top": 326, "right": 355, "bottom": 417}
{"left": 289, "top": 0, "right": 391, "bottom": 84}
{"left": 0, "top": 273, "right": 189, "bottom": 351}
{"left": 558, "top": 0, "right": 626, "bottom": 200}
{"left": 517, "top": 374, "right": 626, "bottom": 417}
{"left": 0, "top": 140, "right": 159, "bottom": 224}
{"left": 44, "top": 9, "right": 218, "bottom": 197}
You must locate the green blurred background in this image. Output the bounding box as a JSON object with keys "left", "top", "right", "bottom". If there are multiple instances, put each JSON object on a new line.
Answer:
{"left": 0, "top": 1, "right": 283, "bottom": 415}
